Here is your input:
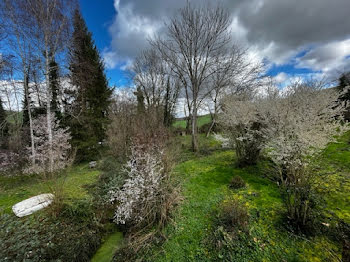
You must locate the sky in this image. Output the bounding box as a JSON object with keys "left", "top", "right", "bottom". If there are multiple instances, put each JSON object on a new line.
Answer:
{"left": 80, "top": 0, "right": 350, "bottom": 88}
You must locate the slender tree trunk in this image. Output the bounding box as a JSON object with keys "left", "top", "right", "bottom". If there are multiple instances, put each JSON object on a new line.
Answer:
{"left": 206, "top": 119, "right": 215, "bottom": 137}
{"left": 191, "top": 99, "right": 198, "bottom": 152}
{"left": 24, "top": 68, "right": 36, "bottom": 165}
{"left": 206, "top": 101, "right": 217, "bottom": 137}
{"left": 186, "top": 114, "right": 191, "bottom": 134}
{"left": 45, "top": 47, "right": 54, "bottom": 173}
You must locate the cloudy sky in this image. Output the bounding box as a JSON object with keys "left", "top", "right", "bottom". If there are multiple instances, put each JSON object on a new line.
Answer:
{"left": 80, "top": 0, "right": 350, "bottom": 87}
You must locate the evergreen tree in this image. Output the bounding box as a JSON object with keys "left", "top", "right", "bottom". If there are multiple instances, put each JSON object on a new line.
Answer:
{"left": 0, "top": 97, "right": 8, "bottom": 148}
{"left": 69, "top": 9, "right": 113, "bottom": 161}
{"left": 22, "top": 71, "right": 30, "bottom": 127}
{"left": 49, "top": 56, "right": 62, "bottom": 120}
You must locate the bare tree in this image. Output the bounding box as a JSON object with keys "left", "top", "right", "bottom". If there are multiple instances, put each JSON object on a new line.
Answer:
{"left": 204, "top": 47, "right": 262, "bottom": 136}
{"left": 2, "top": 0, "right": 37, "bottom": 164}
{"left": 132, "top": 49, "right": 180, "bottom": 127}
{"left": 152, "top": 3, "right": 240, "bottom": 151}
{"left": 24, "top": 0, "right": 75, "bottom": 172}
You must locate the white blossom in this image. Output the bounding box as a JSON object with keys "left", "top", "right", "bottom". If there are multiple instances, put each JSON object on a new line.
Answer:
{"left": 25, "top": 114, "right": 71, "bottom": 174}
{"left": 109, "top": 144, "right": 164, "bottom": 225}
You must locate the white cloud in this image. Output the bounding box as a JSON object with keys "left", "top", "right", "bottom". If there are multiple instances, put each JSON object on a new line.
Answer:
{"left": 106, "top": 0, "right": 350, "bottom": 80}
{"left": 274, "top": 72, "right": 288, "bottom": 84}
{"left": 103, "top": 0, "right": 163, "bottom": 69}
{"left": 296, "top": 39, "right": 350, "bottom": 76}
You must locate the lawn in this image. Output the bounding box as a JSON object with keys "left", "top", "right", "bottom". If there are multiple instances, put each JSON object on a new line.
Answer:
{"left": 0, "top": 164, "right": 100, "bottom": 213}
{"left": 141, "top": 134, "right": 349, "bottom": 261}
{"left": 173, "top": 114, "right": 212, "bottom": 129}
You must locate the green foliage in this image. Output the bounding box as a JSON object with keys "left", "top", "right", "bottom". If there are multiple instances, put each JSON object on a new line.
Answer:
{"left": 0, "top": 208, "right": 102, "bottom": 262}
{"left": 210, "top": 225, "right": 255, "bottom": 262}
{"left": 68, "top": 9, "right": 113, "bottom": 162}
{"left": 93, "top": 156, "right": 126, "bottom": 202}
{"left": 229, "top": 175, "right": 246, "bottom": 189}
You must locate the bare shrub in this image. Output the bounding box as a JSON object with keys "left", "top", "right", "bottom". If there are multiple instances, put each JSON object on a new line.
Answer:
{"left": 218, "top": 198, "right": 249, "bottom": 232}
{"left": 107, "top": 92, "right": 169, "bottom": 162}
{"left": 229, "top": 176, "right": 246, "bottom": 189}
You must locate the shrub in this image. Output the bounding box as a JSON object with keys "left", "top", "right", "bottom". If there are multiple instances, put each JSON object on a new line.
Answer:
{"left": 0, "top": 209, "right": 102, "bottom": 262}
{"left": 208, "top": 198, "right": 253, "bottom": 261}
{"left": 218, "top": 198, "right": 249, "bottom": 232}
{"left": 229, "top": 175, "right": 246, "bottom": 189}
{"left": 338, "top": 220, "right": 350, "bottom": 261}
{"left": 110, "top": 141, "right": 179, "bottom": 261}
{"left": 95, "top": 156, "right": 126, "bottom": 201}
{"left": 281, "top": 173, "right": 320, "bottom": 231}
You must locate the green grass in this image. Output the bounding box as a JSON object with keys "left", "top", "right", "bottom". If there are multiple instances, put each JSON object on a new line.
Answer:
{"left": 0, "top": 164, "right": 100, "bottom": 213}
{"left": 1, "top": 132, "right": 349, "bottom": 261}
{"left": 142, "top": 136, "right": 346, "bottom": 261}
{"left": 91, "top": 231, "right": 124, "bottom": 262}
{"left": 321, "top": 131, "right": 350, "bottom": 170}
{"left": 173, "top": 114, "right": 211, "bottom": 129}
{"left": 316, "top": 131, "right": 350, "bottom": 222}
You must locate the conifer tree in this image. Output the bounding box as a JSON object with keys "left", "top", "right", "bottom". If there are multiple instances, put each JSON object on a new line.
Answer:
{"left": 49, "top": 56, "right": 61, "bottom": 120}
{"left": 0, "top": 97, "right": 8, "bottom": 148}
{"left": 69, "top": 9, "right": 112, "bottom": 161}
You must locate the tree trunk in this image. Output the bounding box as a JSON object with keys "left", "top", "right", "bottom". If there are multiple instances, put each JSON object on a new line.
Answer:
{"left": 191, "top": 101, "right": 198, "bottom": 152}
{"left": 186, "top": 114, "right": 191, "bottom": 134}
{"left": 206, "top": 119, "right": 215, "bottom": 137}
{"left": 45, "top": 48, "right": 54, "bottom": 173}
{"left": 24, "top": 69, "right": 35, "bottom": 165}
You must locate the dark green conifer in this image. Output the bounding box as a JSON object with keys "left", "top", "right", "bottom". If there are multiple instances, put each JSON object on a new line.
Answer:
{"left": 68, "top": 9, "right": 113, "bottom": 161}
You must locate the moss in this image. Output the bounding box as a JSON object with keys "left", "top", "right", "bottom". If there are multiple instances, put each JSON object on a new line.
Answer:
{"left": 91, "top": 231, "right": 123, "bottom": 262}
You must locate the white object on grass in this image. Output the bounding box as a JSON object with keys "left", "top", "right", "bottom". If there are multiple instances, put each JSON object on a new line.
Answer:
{"left": 12, "top": 193, "right": 54, "bottom": 217}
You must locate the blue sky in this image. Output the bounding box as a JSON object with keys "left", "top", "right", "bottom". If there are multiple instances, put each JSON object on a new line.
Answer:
{"left": 80, "top": 0, "right": 129, "bottom": 87}
{"left": 80, "top": 0, "right": 350, "bottom": 88}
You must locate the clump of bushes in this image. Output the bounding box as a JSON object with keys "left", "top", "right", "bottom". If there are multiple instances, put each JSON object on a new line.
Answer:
{"left": 229, "top": 175, "right": 246, "bottom": 189}
{"left": 0, "top": 203, "right": 102, "bottom": 262}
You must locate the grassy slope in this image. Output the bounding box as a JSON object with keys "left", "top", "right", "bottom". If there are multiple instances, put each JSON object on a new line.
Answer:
{"left": 144, "top": 134, "right": 348, "bottom": 261}
{"left": 0, "top": 164, "right": 100, "bottom": 213}
{"left": 173, "top": 115, "right": 211, "bottom": 129}
{"left": 317, "top": 132, "right": 350, "bottom": 222}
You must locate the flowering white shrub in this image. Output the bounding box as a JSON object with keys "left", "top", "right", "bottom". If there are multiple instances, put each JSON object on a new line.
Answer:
{"left": 213, "top": 133, "right": 231, "bottom": 149}
{"left": 264, "top": 84, "right": 348, "bottom": 178}
{"left": 220, "top": 94, "right": 271, "bottom": 166}
{"left": 25, "top": 114, "right": 71, "bottom": 174}
{"left": 221, "top": 81, "right": 349, "bottom": 227}
{"left": 109, "top": 144, "right": 164, "bottom": 225}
